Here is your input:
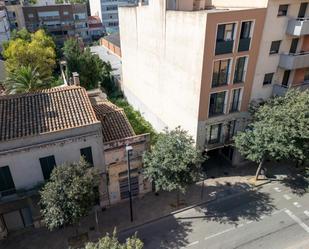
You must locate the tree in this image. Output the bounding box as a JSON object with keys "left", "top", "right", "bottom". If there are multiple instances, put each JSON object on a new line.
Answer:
{"left": 40, "top": 158, "right": 99, "bottom": 231}
{"left": 3, "top": 65, "right": 52, "bottom": 94}
{"left": 235, "top": 89, "right": 309, "bottom": 181}
{"left": 62, "top": 38, "right": 113, "bottom": 90}
{"left": 2, "top": 29, "right": 56, "bottom": 79}
{"left": 85, "top": 230, "right": 143, "bottom": 249}
{"left": 143, "top": 127, "right": 205, "bottom": 203}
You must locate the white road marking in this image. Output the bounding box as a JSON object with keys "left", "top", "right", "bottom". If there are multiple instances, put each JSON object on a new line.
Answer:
{"left": 293, "top": 202, "right": 302, "bottom": 208}
{"left": 237, "top": 224, "right": 244, "bottom": 228}
{"left": 246, "top": 221, "right": 253, "bottom": 224}
{"left": 274, "top": 187, "right": 281, "bottom": 192}
{"left": 260, "top": 215, "right": 265, "bottom": 219}
{"left": 304, "top": 210, "right": 309, "bottom": 217}
{"left": 186, "top": 241, "right": 199, "bottom": 247}
{"left": 204, "top": 227, "right": 236, "bottom": 240}
{"left": 285, "top": 209, "right": 309, "bottom": 233}
{"left": 283, "top": 194, "right": 292, "bottom": 200}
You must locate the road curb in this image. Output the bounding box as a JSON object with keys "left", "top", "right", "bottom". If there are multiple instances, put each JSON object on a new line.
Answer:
{"left": 119, "top": 189, "right": 250, "bottom": 234}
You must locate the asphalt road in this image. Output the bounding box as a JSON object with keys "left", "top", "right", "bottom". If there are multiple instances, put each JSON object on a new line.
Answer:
{"left": 120, "top": 181, "right": 309, "bottom": 249}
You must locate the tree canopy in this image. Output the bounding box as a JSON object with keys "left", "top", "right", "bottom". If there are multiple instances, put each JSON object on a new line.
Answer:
{"left": 143, "top": 127, "right": 205, "bottom": 193}
{"left": 85, "top": 230, "right": 143, "bottom": 249}
{"left": 235, "top": 89, "right": 309, "bottom": 179}
{"left": 3, "top": 65, "right": 52, "bottom": 94}
{"left": 62, "top": 38, "right": 113, "bottom": 90}
{"left": 2, "top": 29, "right": 56, "bottom": 79}
{"left": 40, "top": 158, "right": 99, "bottom": 230}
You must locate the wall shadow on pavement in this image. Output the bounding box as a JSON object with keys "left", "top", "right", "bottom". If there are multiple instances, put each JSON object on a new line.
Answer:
{"left": 180, "top": 182, "right": 276, "bottom": 226}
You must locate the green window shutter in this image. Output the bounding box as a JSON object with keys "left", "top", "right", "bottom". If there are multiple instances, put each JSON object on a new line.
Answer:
{"left": 80, "top": 147, "right": 94, "bottom": 166}
{"left": 0, "top": 166, "right": 15, "bottom": 194}
{"left": 39, "top": 156, "right": 56, "bottom": 180}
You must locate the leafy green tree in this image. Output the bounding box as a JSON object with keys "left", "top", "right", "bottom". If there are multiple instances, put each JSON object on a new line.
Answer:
{"left": 3, "top": 65, "right": 51, "bottom": 94}
{"left": 235, "top": 89, "right": 309, "bottom": 181}
{"left": 85, "top": 230, "right": 143, "bottom": 249}
{"left": 143, "top": 127, "right": 205, "bottom": 203}
{"left": 63, "top": 38, "right": 113, "bottom": 90}
{"left": 40, "top": 158, "right": 99, "bottom": 231}
{"left": 2, "top": 29, "right": 56, "bottom": 79}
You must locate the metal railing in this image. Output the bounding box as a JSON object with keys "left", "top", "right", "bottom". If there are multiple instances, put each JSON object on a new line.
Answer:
{"left": 215, "top": 40, "right": 234, "bottom": 55}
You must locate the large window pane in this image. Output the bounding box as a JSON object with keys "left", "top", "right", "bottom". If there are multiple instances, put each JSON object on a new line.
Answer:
{"left": 209, "top": 124, "right": 222, "bottom": 144}
{"left": 0, "top": 166, "right": 15, "bottom": 196}
{"left": 230, "top": 88, "right": 241, "bottom": 112}
{"left": 240, "top": 21, "right": 252, "bottom": 39}
{"left": 212, "top": 59, "right": 230, "bottom": 87}
{"left": 234, "top": 57, "right": 247, "bottom": 83}
{"left": 80, "top": 147, "right": 94, "bottom": 166}
{"left": 40, "top": 156, "right": 56, "bottom": 180}
{"left": 209, "top": 92, "right": 226, "bottom": 117}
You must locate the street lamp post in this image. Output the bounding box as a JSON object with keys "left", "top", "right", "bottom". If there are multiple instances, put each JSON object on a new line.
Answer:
{"left": 126, "top": 145, "right": 134, "bottom": 222}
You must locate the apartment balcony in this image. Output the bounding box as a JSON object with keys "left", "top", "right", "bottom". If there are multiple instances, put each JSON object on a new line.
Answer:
{"left": 238, "top": 38, "right": 251, "bottom": 52}
{"left": 278, "top": 51, "right": 309, "bottom": 70}
{"left": 286, "top": 17, "right": 309, "bottom": 36}
{"left": 272, "top": 81, "right": 309, "bottom": 96}
{"left": 215, "top": 40, "right": 234, "bottom": 55}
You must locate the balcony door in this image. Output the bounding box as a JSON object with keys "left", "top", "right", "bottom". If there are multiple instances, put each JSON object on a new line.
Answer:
{"left": 289, "top": 38, "right": 299, "bottom": 54}
{"left": 298, "top": 2, "right": 308, "bottom": 18}
{"left": 282, "top": 70, "right": 291, "bottom": 87}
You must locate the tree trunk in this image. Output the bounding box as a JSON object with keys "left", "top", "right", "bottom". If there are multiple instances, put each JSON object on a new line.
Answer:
{"left": 255, "top": 158, "right": 265, "bottom": 181}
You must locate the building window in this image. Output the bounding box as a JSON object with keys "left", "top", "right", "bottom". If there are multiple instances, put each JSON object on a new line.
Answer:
{"left": 270, "top": 40, "right": 281, "bottom": 54}
{"left": 263, "top": 73, "right": 274, "bottom": 85}
{"left": 215, "top": 23, "right": 235, "bottom": 55}
{"left": 212, "top": 59, "right": 231, "bottom": 87}
{"left": 63, "top": 11, "right": 69, "bottom": 15}
{"left": 282, "top": 70, "right": 291, "bottom": 87}
{"left": 234, "top": 57, "right": 247, "bottom": 83}
{"left": 39, "top": 156, "right": 56, "bottom": 180}
{"left": 289, "top": 38, "right": 299, "bottom": 54}
{"left": 230, "top": 88, "right": 242, "bottom": 113}
{"left": 119, "top": 176, "right": 139, "bottom": 200}
{"left": 238, "top": 21, "right": 252, "bottom": 52}
{"left": 298, "top": 3, "right": 308, "bottom": 18}
{"left": 227, "top": 120, "right": 237, "bottom": 141}
{"left": 28, "top": 13, "right": 34, "bottom": 18}
{"left": 0, "top": 166, "right": 15, "bottom": 196}
{"left": 278, "top": 4, "right": 289, "bottom": 16}
{"left": 80, "top": 147, "right": 94, "bottom": 166}
{"left": 209, "top": 124, "right": 222, "bottom": 144}
{"left": 304, "top": 68, "right": 309, "bottom": 82}
{"left": 209, "top": 91, "right": 226, "bottom": 117}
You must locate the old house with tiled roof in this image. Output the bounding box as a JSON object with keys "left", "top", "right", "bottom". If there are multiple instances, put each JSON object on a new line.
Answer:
{"left": 0, "top": 86, "right": 107, "bottom": 237}
{"left": 92, "top": 98, "right": 151, "bottom": 205}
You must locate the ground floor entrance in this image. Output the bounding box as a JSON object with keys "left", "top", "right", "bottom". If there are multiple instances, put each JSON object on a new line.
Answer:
{"left": 2, "top": 207, "right": 33, "bottom": 232}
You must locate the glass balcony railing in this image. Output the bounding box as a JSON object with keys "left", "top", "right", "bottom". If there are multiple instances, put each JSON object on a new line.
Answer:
{"left": 286, "top": 17, "right": 309, "bottom": 36}
{"left": 215, "top": 40, "right": 234, "bottom": 55}
{"left": 238, "top": 38, "right": 251, "bottom": 52}
{"left": 279, "top": 51, "right": 309, "bottom": 70}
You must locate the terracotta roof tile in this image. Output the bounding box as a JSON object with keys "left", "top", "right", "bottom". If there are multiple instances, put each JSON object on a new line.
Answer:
{"left": 0, "top": 86, "right": 98, "bottom": 142}
{"left": 92, "top": 101, "right": 135, "bottom": 143}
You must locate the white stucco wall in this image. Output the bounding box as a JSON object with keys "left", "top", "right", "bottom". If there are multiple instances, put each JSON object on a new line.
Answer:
{"left": 119, "top": 0, "right": 207, "bottom": 139}
{"left": 251, "top": 0, "right": 308, "bottom": 101}
{"left": 89, "top": 0, "right": 103, "bottom": 21}
{"left": 0, "top": 128, "right": 105, "bottom": 190}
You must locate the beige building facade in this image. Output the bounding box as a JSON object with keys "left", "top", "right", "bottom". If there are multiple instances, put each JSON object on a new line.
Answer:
{"left": 119, "top": 0, "right": 267, "bottom": 164}
{"left": 251, "top": 0, "right": 309, "bottom": 101}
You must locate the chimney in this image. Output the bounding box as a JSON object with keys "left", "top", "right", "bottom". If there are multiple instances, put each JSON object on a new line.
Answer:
{"left": 72, "top": 72, "right": 80, "bottom": 86}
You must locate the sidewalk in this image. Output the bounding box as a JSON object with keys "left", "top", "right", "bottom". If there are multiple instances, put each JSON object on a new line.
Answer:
{"left": 0, "top": 166, "right": 256, "bottom": 249}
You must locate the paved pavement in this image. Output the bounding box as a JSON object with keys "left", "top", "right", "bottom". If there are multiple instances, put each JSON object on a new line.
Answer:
{"left": 120, "top": 181, "right": 309, "bottom": 249}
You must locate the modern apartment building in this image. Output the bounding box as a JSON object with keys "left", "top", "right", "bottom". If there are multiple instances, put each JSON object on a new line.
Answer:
{"left": 89, "top": 0, "right": 136, "bottom": 33}
{"left": 119, "top": 0, "right": 268, "bottom": 164}
{"left": 251, "top": 0, "right": 309, "bottom": 101}
{"left": 22, "top": 3, "right": 90, "bottom": 44}
{"left": 1, "top": 0, "right": 25, "bottom": 31}
{"left": 0, "top": 7, "right": 10, "bottom": 50}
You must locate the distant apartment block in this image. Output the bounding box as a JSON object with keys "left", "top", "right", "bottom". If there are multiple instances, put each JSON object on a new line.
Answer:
{"left": 22, "top": 3, "right": 90, "bottom": 44}
{"left": 2, "top": 0, "right": 25, "bottom": 30}
{"left": 251, "top": 0, "right": 309, "bottom": 101}
{"left": 0, "top": 7, "right": 10, "bottom": 50}
{"left": 89, "top": 0, "right": 136, "bottom": 33}
{"left": 119, "top": 0, "right": 268, "bottom": 165}
{"left": 88, "top": 15, "right": 105, "bottom": 40}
